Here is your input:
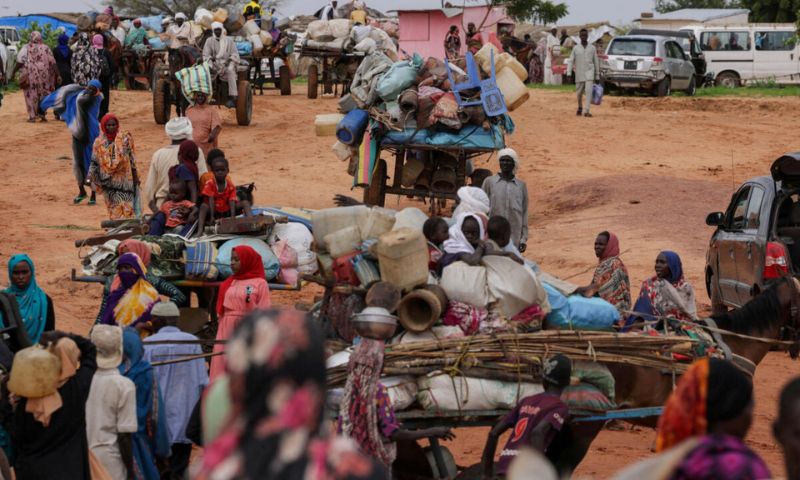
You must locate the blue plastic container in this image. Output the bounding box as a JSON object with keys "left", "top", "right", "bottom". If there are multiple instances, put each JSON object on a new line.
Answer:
{"left": 336, "top": 109, "right": 369, "bottom": 146}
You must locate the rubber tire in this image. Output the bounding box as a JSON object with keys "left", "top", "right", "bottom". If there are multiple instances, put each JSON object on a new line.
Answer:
{"left": 363, "top": 159, "right": 387, "bottom": 207}
{"left": 153, "top": 78, "right": 170, "bottom": 125}
{"left": 656, "top": 77, "right": 671, "bottom": 97}
{"left": 236, "top": 80, "right": 253, "bottom": 126}
{"left": 685, "top": 76, "right": 696, "bottom": 96}
{"left": 709, "top": 272, "right": 728, "bottom": 316}
{"left": 715, "top": 71, "right": 740, "bottom": 88}
{"left": 279, "top": 65, "right": 291, "bottom": 96}
{"left": 308, "top": 64, "right": 318, "bottom": 99}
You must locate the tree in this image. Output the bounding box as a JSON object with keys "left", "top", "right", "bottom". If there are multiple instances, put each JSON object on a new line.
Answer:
{"left": 495, "top": 0, "right": 569, "bottom": 24}
{"left": 738, "top": 0, "right": 800, "bottom": 22}
{"left": 655, "top": 0, "right": 735, "bottom": 13}
{"left": 18, "top": 22, "right": 61, "bottom": 49}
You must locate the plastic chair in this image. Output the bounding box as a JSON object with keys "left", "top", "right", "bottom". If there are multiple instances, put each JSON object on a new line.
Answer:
{"left": 445, "top": 50, "right": 508, "bottom": 117}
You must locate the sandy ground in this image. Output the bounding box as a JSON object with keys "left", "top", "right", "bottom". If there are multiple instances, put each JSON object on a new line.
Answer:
{"left": 0, "top": 85, "right": 798, "bottom": 477}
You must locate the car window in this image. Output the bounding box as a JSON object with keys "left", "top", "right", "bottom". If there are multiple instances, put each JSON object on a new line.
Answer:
{"left": 700, "top": 31, "right": 750, "bottom": 51}
{"left": 727, "top": 186, "right": 752, "bottom": 230}
{"left": 667, "top": 42, "right": 685, "bottom": 59}
{"left": 745, "top": 186, "right": 765, "bottom": 230}
{"left": 755, "top": 31, "right": 796, "bottom": 51}
{"left": 608, "top": 39, "right": 656, "bottom": 56}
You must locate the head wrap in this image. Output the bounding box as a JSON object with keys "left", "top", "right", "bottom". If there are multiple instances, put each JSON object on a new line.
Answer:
{"left": 660, "top": 250, "right": 684, "bottom": 284}
{"left": 104, "top": 6, "right": 114, "bottom": 14}
{"left": 497, "top": 147, "right": 519, "bottom": 174}
{"left": 165, "top": 116, "right": 193, "bottom": 140}
{"left": 118, "top": 239, "right": 151, "bottom": 267}
{"left": 100, "top": 113, "right": 119, "bottom": 142}
{"left": 215, "top": 246, "right": 265, "bottom": 315}
{"left": 88, "top": 78, "right": 103, "bottom": 90}
{"left": 443, "top": 212, "right": 485, "bottom": 255}
{"left": 30, "top": 31, "right": 42, "bottom": 44}
{"left": 175, "top": 12, "right": 187, "bottom": 20}
{"left": 542, "top": 354, "right": 571, "bottom": 388}
{"left": 178, "top": 140, "right": 200, "bottom": 179}
{"left": 211, "top": 21, "right": 224, "bottom": 31}
{"left": 133, "top": 18, "right": 142, "bottom": 26}
{"left": 100, "top": 253, "right": 159, "bottom": 328}
{"left": 599, "top": 231, "right": 620, "bottom": 262}
{"left": 92, "top": 34, "right": 104, "bottom": 49}
{"left": 56, "top": 33, "right": 70, "bottom": 57}
{"left": 4, "top": 254, "right": 48, "bottom": 344}
{"left": 453, "top": 186, "right": 490, "bottom": 218}
{"left": 656, "top": 358, "right": 752, "bottom": 452}
{"left": 25, "top": 337, "right": 81, "bottom": 426}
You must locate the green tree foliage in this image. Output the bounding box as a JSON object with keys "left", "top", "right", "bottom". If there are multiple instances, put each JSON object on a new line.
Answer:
{"left": 18, "top": 22, "right": 61, "bottom": 49}
{"left": 494, "top": 0, "right": 569, "bottom": 24}
{"left": 655, "top": 0, "right": 735, "bottom": 13}
{"left": 738, "top": 0, "right": 799, "bottom": 22}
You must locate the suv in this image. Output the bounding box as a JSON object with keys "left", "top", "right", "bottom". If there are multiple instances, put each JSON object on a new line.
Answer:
{"left": 705, "top": 153, "right": 800, "bottom": 313}
{"left": 600, "top": 34, "right": 696, "bottom": 96}
{"left": 628, "top": 28, "right": 712, "bottom": 87}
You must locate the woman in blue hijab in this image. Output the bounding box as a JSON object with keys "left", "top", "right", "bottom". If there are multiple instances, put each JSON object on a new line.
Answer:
{"left": 626, "top": 250, "right": 697, "bottom": 329}
{"left": 51, "top": 33, "right": 72, "bottom": 88}
{"left": 3, "top": 254, "right": 54, "bottom": 344}
{"left": 119, "top": 328, "right": 170, "bottom": 480}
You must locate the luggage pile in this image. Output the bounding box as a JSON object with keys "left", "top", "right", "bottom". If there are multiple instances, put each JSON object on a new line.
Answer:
{"left": 302, "top": 18, "right": 398, "bottom": 58}
{"left": 193, "top": 7, "right": 295, "bottom": 58}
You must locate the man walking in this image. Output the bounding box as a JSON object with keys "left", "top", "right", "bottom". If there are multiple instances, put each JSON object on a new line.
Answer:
{"left": 481, "top": 148, "right": 529, "bottom": 253}
{"left": 203, "top": 22, "right": 240, "bottom": 108}
{"left": 144, "top": 302, "right": 208, "bottom": 480}
{"left": 569, "top": 28, "right": 599, "bottom": 117}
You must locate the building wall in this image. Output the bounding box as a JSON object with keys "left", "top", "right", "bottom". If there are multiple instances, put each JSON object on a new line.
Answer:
{"left": 398, "top": 6, "right": 507, "bottom": 59}
{"left": 638, "top": 13, "right": 750, "bottom": 31}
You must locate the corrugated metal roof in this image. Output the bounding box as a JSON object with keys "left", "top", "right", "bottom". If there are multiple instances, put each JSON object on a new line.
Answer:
{"left": 647, "top": 8, "right": 750, "bottom": 21}
{"left": 389, "top": 0, "right": 492, "bottom": 12}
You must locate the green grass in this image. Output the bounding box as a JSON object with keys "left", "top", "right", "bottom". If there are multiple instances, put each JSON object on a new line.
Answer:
{"left": 526, "top": 83, "right": 575, "bottom": 93}
{"left": 526, "top": 81, "right": 800, "bottom": 98}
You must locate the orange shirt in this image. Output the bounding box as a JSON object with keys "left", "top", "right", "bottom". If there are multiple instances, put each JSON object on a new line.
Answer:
{"left": 202, "top": 178, "right": 237, "bottom": 213}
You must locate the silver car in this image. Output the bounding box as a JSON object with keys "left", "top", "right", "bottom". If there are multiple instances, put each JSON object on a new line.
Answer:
{"left": 601, "top": 35, "right": 696, "bottom": 96}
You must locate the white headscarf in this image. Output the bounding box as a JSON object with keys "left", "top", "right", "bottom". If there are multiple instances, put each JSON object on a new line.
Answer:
{"left": 175, "top": 12, "right": 187, "bottom": 20}
{"left": 211, "top": 21, "right": 224, "bottom": 31}
{"left": 453, "top": 186, "right": 491, "bottom": 219}
{"left": 497, "top": 147, "right": 520, "bottom": 175}
{"left": 443, "top": 213, "right": 485, "bottom": 255}
{"left": 165, "top": 117, "right": 193, "bottom": 140}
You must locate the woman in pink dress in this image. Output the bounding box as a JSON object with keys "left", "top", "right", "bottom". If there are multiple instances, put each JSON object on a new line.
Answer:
{"left": 209, "top": 245, "right": 271, "bottom": 380}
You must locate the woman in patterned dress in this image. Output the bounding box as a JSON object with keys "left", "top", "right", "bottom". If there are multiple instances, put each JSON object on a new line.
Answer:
{"left": 627, "top": 250, "right": 697, "bottom": 330}
{"left": 14, "top": 31, "right": 58, "bottom": 122}
{"left": 89, "top": 113, "right": 139, "bottom": 219}
{"left": 576, "top": 231, "right": 631, "bottom": 317}
{"left": 70, "top": 32, "right": 103, "bottom": 86}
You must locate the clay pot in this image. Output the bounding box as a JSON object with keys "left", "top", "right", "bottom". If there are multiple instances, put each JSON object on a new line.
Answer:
{"left": 8, "top": 345, "right": 62, "bottom": 398}
{"left": 398, "top": 285, "right": 449, "bottom": 332}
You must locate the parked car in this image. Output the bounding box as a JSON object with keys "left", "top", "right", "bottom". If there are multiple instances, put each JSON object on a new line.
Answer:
{"left": 628, "top": 28, "right": 712, "bottom": 87}
{"left": 600, "top": 34, "right": 696, "bottom": 96}
{"left": 705, "top": 152, "right": 800, "bottom": 313}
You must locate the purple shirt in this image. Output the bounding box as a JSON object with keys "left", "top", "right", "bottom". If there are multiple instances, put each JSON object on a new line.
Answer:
{"left": 672, "top": 434, "right": 771, "bottom": 480}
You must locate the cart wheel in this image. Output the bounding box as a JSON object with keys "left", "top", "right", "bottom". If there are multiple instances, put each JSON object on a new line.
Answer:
{"left": 279, "top": 65, "right": 291, "bottom": 96}
{"left": 152, "top": 78, "right": 171, "bottom": 125}
{"left": 308, "top": 64, "right": 318, "bottom": 99}
{"left": 363, "top": 159, "right": 387, "bottom": 207}
{"left": 236, "top": 80, "right": 253, "bottom": 126}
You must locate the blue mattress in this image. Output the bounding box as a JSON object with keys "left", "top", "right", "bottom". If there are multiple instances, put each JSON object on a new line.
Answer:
{"left": 380, "top": 124, "right": 505, "bottom": 150}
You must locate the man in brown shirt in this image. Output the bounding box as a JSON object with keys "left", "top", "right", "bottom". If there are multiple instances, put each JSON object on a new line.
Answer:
{"left": 186, "top": 91, "right": 222, "bottom": 157}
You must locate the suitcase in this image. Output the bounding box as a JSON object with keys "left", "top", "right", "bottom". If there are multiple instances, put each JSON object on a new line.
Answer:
{"left": 215, "top": 215, "right": 279, "bottom": 235}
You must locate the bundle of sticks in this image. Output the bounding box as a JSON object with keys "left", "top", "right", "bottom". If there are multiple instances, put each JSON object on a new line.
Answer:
{"left": 327, "top": 331, "right": 697, "bottom": 387}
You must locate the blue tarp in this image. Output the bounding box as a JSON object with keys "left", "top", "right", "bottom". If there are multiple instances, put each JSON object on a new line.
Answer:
{"left": 0, "top": 15, "right": 77, "bottom": 37}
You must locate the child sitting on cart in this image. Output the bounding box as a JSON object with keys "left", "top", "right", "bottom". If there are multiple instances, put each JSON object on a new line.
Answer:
{"left": 148, "top": 178, "right": 198, "bottom": 236}
{"left": 481, "top": 354, "right": 572, "bottom": 479}
{"left": 196, "top": 156, "right": 254, "bottom": 236}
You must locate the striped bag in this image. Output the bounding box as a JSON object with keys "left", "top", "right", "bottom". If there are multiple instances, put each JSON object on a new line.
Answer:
{"left": 174, "top": 62, "right": 213, "bottom": 103}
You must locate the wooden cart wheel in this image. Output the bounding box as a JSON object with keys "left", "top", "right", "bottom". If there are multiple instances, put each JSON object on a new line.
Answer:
{"left": 152, "top": 78, "right": 170, "bottom": 125}
{"left": 236, "top": 80, "right": 253, "bottom": 126}
{"left": 279, "top": 65, "right": 291, "bottom": 96}
{"left": 363, "top": 159, "right": 387, "bottom": 207}
{"left": 308, "top": 64, "right": 318, "bottom": 99}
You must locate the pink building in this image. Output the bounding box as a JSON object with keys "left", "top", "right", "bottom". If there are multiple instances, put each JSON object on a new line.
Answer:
{"left": 392, "top": 2, "right": 511, "bottom": 59}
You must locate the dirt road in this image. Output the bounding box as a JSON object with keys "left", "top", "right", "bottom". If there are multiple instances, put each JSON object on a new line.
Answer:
{"left": 0, "top": 86, "right": 797, "bottom": 477}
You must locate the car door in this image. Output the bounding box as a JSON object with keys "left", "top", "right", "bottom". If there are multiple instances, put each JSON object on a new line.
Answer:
{"left": 666, "top": 41, "right": 690, "bottom": 88}
{"left": 716, "top": 185, "right": 752, "bottom": 306}
{"left": 754, "top": 30, "right": 798, "bottom": 84}
{"left": 732, "top": 185, "right": 766, "bottom": 304}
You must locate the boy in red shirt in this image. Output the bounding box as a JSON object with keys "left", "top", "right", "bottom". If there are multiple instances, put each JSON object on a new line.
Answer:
{"left": 148, "top": 179, "right": 197, "bottom": 236}
{"left": 196, "top": 156, "right": 253, "bottom": 237}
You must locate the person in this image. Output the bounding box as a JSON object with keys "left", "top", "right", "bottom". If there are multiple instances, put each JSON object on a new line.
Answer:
{"left": 350, "top": 1, "right": 368, "bottom": 25}
{"left": 209, "top": 245, "right": 271, "bottom": 380}
{"left": 143, "top": 301, "right": 208, "bottom": 480}
{"left": 482, "top": 148, "right": 528, "bottom": 253}
{"left": 560, "top": 28, "right": 569, "bottom": 46}
{"left": 148, "top": 179, "right": 197, "bottom": 236}
{"left": 485, "top": 216, "right": 525, "bottom": 265}
{"left": 482, "top": 354, "right": 571, "bottom": 478}
{"left": 242, "top": 0, "right": 262, "bottom": 24}
{"left": 167, "top": 13, "right": 192, "bottom": 48}
{"left": 186, "top": 91, "right": 222, "bottom": 155}
{"left": 15, "top": 31, "right": 58, "bottom": 122}
{"left": 97, "top": 253, "right": 159, "bottom": 329}
{"left": 339, "top": 335, "right": 453, "bottom": 473}
{"left": 71, "top": 32, "right": 103, "bottom": 87}
{"left": 4, "top": 332, "right": 97, "bottom": 479}
{"left": 125, "top": 19, "right": 148, "bottom": 49}
{"left": 627, "top": 251, "right": 697, "bottom": 329}
{"left": 708, "top": 33, "right": 721, "bottom": 51}
{"left": 110, "top": 16, "right": 126, "bottom": 45}
{"left": 53, "top": 33, "right": 72, "bottom": 88}
{"left": 87, "top": 325, "right": 137, "bottom": 480}
{"left": 439, "top": 212, "right": 489, "bottom": 272}
{"left": 3, "top": 254, "right": 55, "bottom": 344}
{"left": 143, "top": 117, "right": 208, "bottom": 211}
{"left": 202, "top": 23, "right": 239, "bottom": 108}
{"left": 89, "top": 113, "right": 140, "bottom": 220}
{"left": 93, "top": 34, "right": 114, "bottom": 119}
{"left": 544, "top": 27, "right": 560, "bottom": 85}
{"left": 729, "top": 33, "right": 743, "bottom": 51}
{"left": 319, "top": 0, "right": 338, "bottom": 20}
{"left": 197, "top": 156, "right": 254, "bottom": 237}
{"left": 40, "top": 80, "right": 103, "bottom": 205}
{"left": 466, "top": 22, "right": 483, "bottom": 55}
{"left": 774, "top": 377, "right": 800, "bottom": 480}
{"left": 453, "top": 185, "right": 491, "bottom": 219}
{"left": 423, "top": 216, "right": 449, "bottom": 270}
{"left": 199, "top": 148, "right": 225, "bottom": 187}
{"left": 614, "top": 358, "right": 769, "bottom": 479}
{"left": 569, "top": 29, "right": 599, "bottom": 117}
{"left": 119, "top": 328, "right": 171, "bottom": 480}
{"left": 444, "top": 25, "right": 461, "bottom": 60}
{"left": 197, "top": 309, "right": 387, "bottom": 479}
{"left": 575, "top": 232, "right": 631, "bottom": 317}
{"left": 168, "top": 139, "right": 202, "bottom": 205}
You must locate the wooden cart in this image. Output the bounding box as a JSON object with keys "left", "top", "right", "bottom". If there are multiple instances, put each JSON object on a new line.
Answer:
{"left": 298, "top": 44, "right": 364, "bottom": 99}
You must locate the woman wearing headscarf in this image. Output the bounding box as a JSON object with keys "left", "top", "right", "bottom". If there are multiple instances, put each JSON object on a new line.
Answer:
{"left": 97, "top": 253, "right": 159, "bottom": 329}
{"left": 198, "top": 309, "right": 387, "bottom": 480}
{"left": 576, "top": 232, "right": 631, "bottom": 317}
{"left": 119, "top": 328, "right": 170, "bottom": 480}
{"left": 444, "top": 25, "right": 461, "bottom": 60}
{"left": 4, "top": 333, "right": 97, "bottom": 480}
{"left": 613, "top": 358, "right": 770, "bottom": 480}
{"left": 70, "top": 32, "right": 103, "bottom": 87}
{"left": 627, "top": 251, "right": 697, "bottom": 329}
{"left": 169, "top": 139, "right": 201, "bottom": 204}
{"left": 89, "top": 113, "right": 139, "bottom": 219}
{"left": 52, "top": 33, "right": 72, "bottom": 88}
{"left": 438, "top": 212, "right": 488, "bottom": 272}
{"left": 92, "top": 34, "right": 114, "bottom": 119}
{"left": 452, "top": 186, "right": 491, "bottom": 219}
{"left": 3, "top": 254, "right": 54, "bottom": 344}
{"left": 14, "top": 31, "right": 58, "bottom": 122}
{"left": 40, "top": 79, "right": 103, "bottom": 205}
{"left": 209, "top": 245, "right": 271, "bottom": 380}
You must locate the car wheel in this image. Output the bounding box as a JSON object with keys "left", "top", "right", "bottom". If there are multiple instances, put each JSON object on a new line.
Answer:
{"left": 685, "top": 76, "right": 696, "bottom": 96}
{"left": 715, "top": 72, "right": 740, "bottom": 88}
{"left": 709, "top": 272, "right": 728, "bottom": 316}
{"left": 656, "top": 77, "right": 671, "bottom": 97}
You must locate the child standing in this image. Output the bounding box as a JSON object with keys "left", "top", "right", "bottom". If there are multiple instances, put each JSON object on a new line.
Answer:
{"left": 196, "top": 156, "right": 253, "bottom": 237}
{"left": 148, "top": 179, "right": 197, "bottom": 236}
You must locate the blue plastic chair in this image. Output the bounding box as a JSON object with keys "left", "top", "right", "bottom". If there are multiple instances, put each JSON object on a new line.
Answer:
{"left": 445, "top": 50, "right": 508, "bottom": 117}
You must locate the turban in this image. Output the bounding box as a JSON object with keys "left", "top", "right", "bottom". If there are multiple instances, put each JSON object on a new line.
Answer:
{"left": 211, "top": 22, "right": 224, "bottom": 31}
{"left": 453, "top": 186, "right": 491, "bottom": 218}
{"left": 497, "top": 147, "right": 519, "bottom": 174}
{"left": 175, "top": 12, "right": 187, "bottom": 20}
{"left": 165, "top": 117, "right": 193, "bottom": 141}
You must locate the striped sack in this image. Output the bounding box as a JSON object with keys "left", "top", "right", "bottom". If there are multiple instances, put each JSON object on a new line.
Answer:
{"left": 175, "top": 62, "right": 213, "bottom": 103}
